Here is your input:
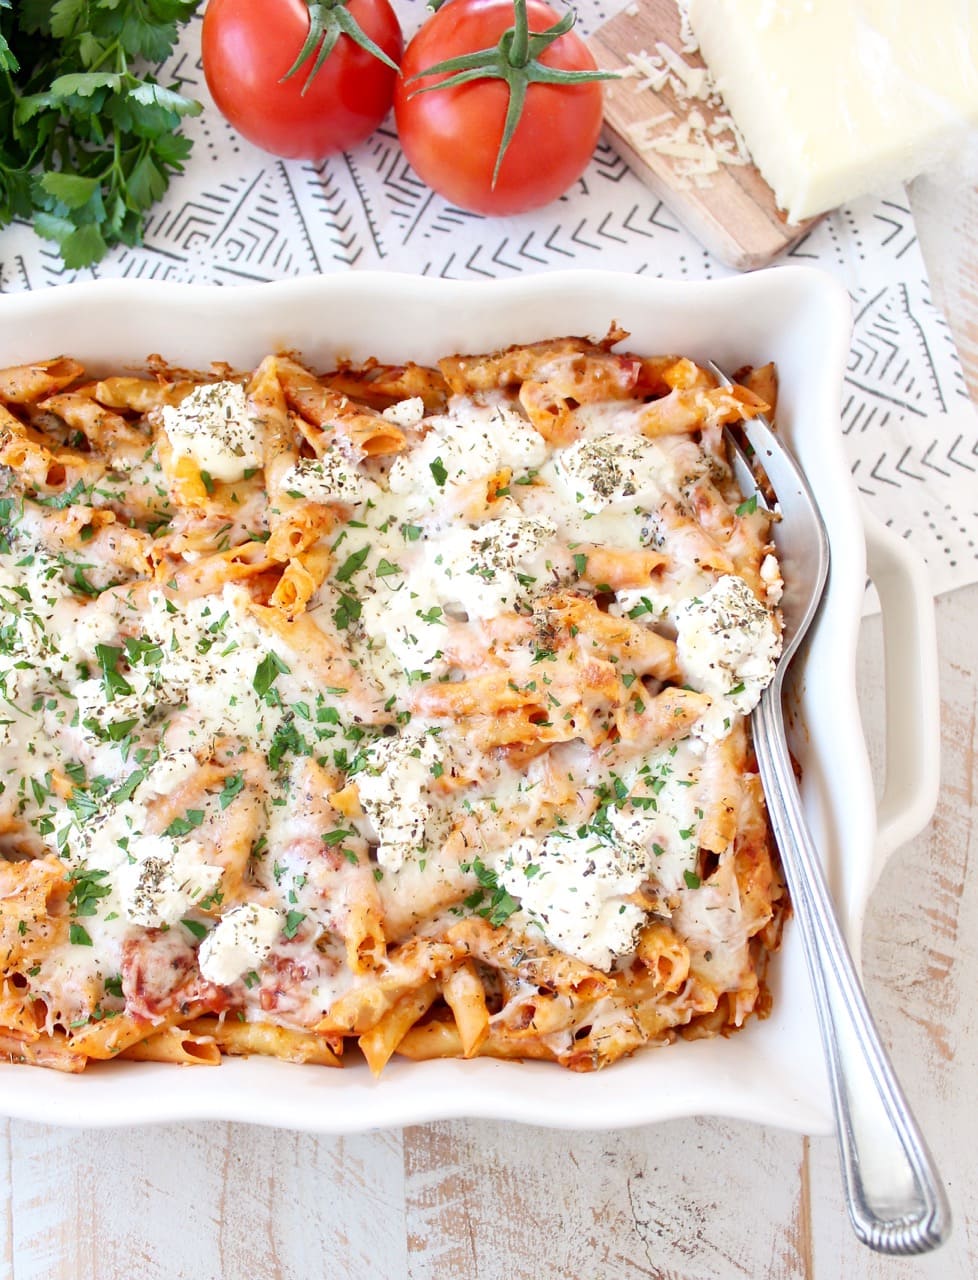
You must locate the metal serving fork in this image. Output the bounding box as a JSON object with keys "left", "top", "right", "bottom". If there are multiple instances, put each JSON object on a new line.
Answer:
{"left": 711, "top": 363, "right": 951, "bottom": 1255}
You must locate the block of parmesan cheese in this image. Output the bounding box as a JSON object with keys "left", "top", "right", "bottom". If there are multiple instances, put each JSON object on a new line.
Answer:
{"left": 686, "top": 0, "right": 978, "bottom": 222}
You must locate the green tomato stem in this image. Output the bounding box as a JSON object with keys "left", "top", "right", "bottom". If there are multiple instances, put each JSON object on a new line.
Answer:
{"left": 282, "top": 0, "right": 398, "bottom": 94}
{"left": 509, "top": 0, "right": 530, "bottom": 67}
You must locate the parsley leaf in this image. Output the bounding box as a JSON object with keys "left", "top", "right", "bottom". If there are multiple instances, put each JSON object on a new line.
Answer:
{"left": 462, "top": 856, "right": 521, "bottom": 928}
{"left": 163, "top": 809, "right": 205, "bottom": 838}
{"left": 283, "top": 910, "right": 306, "bottom": 940}
{"left": 334, "top": 545, "right": 371, "bottom": 582}
{"left": 94, "top": 643, "right": 134, "bottom": 702}
{"left": 66, "top": 866, "right": 111, "bottom": 918}
{"left": 253, "top": 651, "right": 290, "bottom": 700}
{"left": 333, "top": 591, "right": 362, "bottom": 631}
{"left": 33, "top": 479, "right": 89, "bottom": 510}
{"left": 218, "top": 771, "right": 245, "bottom": 810}
{"left": 0, "top": 1, "right": 202, "bottom": 266}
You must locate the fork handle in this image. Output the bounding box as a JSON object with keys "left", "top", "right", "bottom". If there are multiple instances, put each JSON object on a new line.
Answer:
{"left": 755, "top": 692, "right": 951, "bottom": 1255}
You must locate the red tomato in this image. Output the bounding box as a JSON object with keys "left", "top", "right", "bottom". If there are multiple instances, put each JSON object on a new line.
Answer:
{"left": 201, "top": 0, "right": 403, "bottom": 161}
{"left": 393, "top": 0, "right": 605, "bottom": 216}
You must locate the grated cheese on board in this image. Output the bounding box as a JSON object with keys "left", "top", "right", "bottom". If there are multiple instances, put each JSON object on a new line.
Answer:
{"left": 619, "top": 31, "right": 753, "bottom": 189}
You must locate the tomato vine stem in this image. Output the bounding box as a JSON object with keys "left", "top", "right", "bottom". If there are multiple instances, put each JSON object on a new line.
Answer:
{"left": 282, "top": 0, "right": 400, "bottom": 93}
{"left": 406, "top": 1, "right": 617, "bottom": 186}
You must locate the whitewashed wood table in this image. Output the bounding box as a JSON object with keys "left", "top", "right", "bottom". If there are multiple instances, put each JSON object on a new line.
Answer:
{"left": 2, "top": 175, "right": 976, "bottom": 1280}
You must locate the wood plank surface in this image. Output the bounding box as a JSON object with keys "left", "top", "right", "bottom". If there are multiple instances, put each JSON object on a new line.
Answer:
{"left": 1, "top": 177, "right": 976, "bottom": 1279}
{"left": 589, "top": 0, "right": 820, "bottom": 270}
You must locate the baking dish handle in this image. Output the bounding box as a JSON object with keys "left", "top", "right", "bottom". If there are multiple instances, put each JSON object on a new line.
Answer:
{"left": 863, "top": 514, "right": 940, "bottom": 881}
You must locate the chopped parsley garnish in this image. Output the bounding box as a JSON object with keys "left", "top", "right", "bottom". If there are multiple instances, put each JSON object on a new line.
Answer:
{"left": 67, "top": 866, "right": 112, "bottom": 918}
{"left": 321, "top": 827, "right": 356, "bottom": 846}
{"left": 253, "top": 651, "right": 290, "bottom": 700}
{"left": 95, "top": 644, "right": 134, "bottom": 702}
{"left": 333, "top": 592, "right": 362, "bottom": 631}
{"left": 218, "top": 772, "right": 245, "bottom": 809}
{"left": 110, "top": 769, "right": 146, "bottom": 805}
{"left": 267, "top": 717, "right": 311, "bottom": 772}
{"left": 429, "top": 457, "right": 448, "bottom": 488}
{"left": 33, "top": 480, "right": 89, "bottom": 510}
{"left": 462, "top": 856, "right": 521, "bottom": 928}
{"left": 105, "top": 717, "right": 139, "bottom": 742}
{"left": 335, "top": 545, "right": 371, "bottom": 582}
{"left": 283, "top": 910, "right": 306, "bottom": 940}
{"left": 163, "top": 809, "right": 206, "bottom": 838}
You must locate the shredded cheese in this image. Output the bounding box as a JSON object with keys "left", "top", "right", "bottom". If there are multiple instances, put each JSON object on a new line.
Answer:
{"left": 618, "top": 30, "right": 753, "bottom": 190}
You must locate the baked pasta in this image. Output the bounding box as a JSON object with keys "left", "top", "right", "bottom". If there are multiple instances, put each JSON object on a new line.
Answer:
{"left": 0, "top": 333, "right": 788, "bottom": 1074}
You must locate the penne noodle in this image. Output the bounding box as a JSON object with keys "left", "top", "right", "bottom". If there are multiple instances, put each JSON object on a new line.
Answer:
{"left": 120, "top": 1028, "right": 221, "bottom": 1066}
{"left": 440, "top": 960, "right": 490, "bottom": 1057}
{"left": 394, "top": 1018, "right": 558, "bottom": 1065}
{"left": 358, "top": 979, "right": 440, "bottom": 1076}
{"left": 188, "top": 1017, "right": 342, "bottom": 1067}
{"left": 0, "top": 356, "right": 85, "bottom": 404}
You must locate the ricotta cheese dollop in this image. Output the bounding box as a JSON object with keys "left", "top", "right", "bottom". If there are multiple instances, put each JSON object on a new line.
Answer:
{"left": 278, "top": 445, "right": 377, "bottom": 506}
{"left": 548, "top": 434, "right": 676, "bottom": 514}
{"left": 355, "top": 729, "right": 446, "bottom": 871}
{"left": 116, "top": 834, "right": 223, "bottom": 929}
{"left": 387, "top": 401, "right": 548, "bottom": 508}
{"left": 197, "top": 903, "right": 284, "bottom": 986}
{"left": 161, "top": 381, "right": 263, "bottom": 483}
{"left": 673, "top": 574, "right": 781, "bottom": 737}
{"left": 496, "top": 828, "right": 648, "bottom": 972}
{"left": 426, "top": 515, "right": 559, "bottom": 621}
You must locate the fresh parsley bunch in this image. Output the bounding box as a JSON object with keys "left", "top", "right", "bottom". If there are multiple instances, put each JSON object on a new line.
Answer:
{"left": 0, "top": 0, "right": 202, "bottom": 268}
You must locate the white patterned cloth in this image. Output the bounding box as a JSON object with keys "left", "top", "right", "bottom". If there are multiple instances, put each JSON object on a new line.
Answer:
{"left": 1, "top": 2, "right": 976, "bottom": 597}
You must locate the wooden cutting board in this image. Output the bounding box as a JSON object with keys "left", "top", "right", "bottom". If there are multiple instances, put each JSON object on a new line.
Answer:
{"left": 590, "top": 0, "right": 820, "bottom": 270}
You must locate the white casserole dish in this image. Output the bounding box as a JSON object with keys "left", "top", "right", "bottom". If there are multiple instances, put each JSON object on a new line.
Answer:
{"left": 0, "top": 268, "right": 939, "bottom": 1133}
